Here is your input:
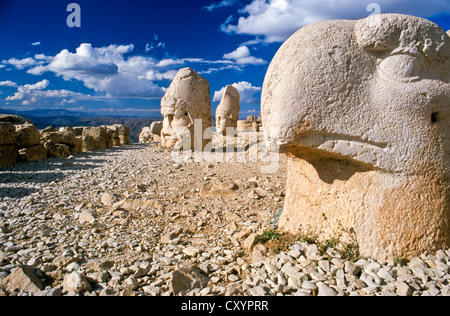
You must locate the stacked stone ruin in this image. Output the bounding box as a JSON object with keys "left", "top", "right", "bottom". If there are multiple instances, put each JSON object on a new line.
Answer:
{"left": 0, "top": 114, "right": 130, "bottom": 167}
{"left": 237, "top": 115, "right": 261, "bottom": 133}
{"left": 0, "top": 115, "right": 46, "bottom": 167}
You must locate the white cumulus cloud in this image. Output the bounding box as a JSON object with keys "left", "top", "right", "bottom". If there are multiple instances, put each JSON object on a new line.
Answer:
{"left": 2, "top": 54, "right": 52, "bottom": 74}
{"left": 32, "top": 43, "right": 166, "bottom": 99}
{"left": 2, "top": 57, "right": 37, "bottom": 70}
{"left": 5, "top": 79, "right": 91, "bottom": 106}
{"left": 2, "top": 41, "right": 270, "bottom": 106}
{"left": 213, "top": 81, "right": 262, "bottom": 104}
{"left": 221, "top": 0, "right": 450, "bottom": 43}
{"left": 0, "top": 81, "right": 18, "bottom": 88}
{"left": 222, "top": 46, "right": 266, "bottom": 65}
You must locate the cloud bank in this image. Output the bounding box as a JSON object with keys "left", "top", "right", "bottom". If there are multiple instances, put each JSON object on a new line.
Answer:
{"left": 220, "top": 0, "right": 450, "bottom": 42}
{"left": 0, "top": 41, "right": 268, "bottom": 112}
{"left": 213, "top": 81, "right": 262, "bottom": 104}
{"left": 223, "top": 46, "right": 267, "bottom": 65}
{"left": 5, "top": 79, "right": 92, "bottom": 106}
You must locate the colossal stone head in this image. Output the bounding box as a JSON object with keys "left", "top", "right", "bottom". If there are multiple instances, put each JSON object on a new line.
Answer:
{"left": 161, "top": 68, "right": 212, "bottom": 150}
{"left": 215, "top": 85, "right": 240, "bottom": 136}
{"left": 262, "top": 14, "right": 450, "bottom": 260}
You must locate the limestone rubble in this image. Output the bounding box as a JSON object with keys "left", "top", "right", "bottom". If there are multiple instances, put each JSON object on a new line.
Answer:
{"left": 1, "top": 143, "right": 449, "bottom": 296}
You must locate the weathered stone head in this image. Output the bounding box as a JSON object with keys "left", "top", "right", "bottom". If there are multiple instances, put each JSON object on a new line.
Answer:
{"left": 262, "top": 14, "right": 450, "bottom": 260}
{"left": 216, "top": 85, "right": 240, "bottom": 136}
{"left": 160, "top": 67, "right": 212, "bottom": 150}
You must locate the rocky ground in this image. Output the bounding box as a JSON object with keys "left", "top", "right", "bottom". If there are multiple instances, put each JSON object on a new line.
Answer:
{"left": 0, "top": 142, "right": 449, "bottom": 296}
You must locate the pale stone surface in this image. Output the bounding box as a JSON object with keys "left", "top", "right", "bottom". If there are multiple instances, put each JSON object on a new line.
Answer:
{"left": 41, "top": 127, "right": 76, "bottom": 148}
{"left": 139, "top": 126, "right": 152, "bottom": 143}
{"left": 101, "top": 192, "right": 120, "bottom": 206}
{"left": 44, "top": 141, "right": 72, "bottom": 158}
{"left": 62, "top": 271, "right": 92, "bottom": 294}
{"left": 18, "top": 145, "right": 47, "bottom": 162}
{"left": 169, "top": 264, "right": 209, "bottom": 295}
{"left": 160, "top": 68, "right": 212, "bottom": 150}
{"left": 82, "top": 126, "right": 108, "bottom": 152}
{"left": 139, "top": 122, "right": 163, "bottom": 143}
{"left": 79, "top": 211, "right": 96, "bottom": 224}
{"left": 14, "top": 124, "right": 40, "bottom": 148}
{"left": 1, "top": 266, "right": 44, "bottom": 294}
{"left": 150, "top": 121, "right": 163, "bottom": 141}
{"left": 115, "top": 124, "right": 130, "bottom": 145}
{"left": 2, "top": 142, "right": 450, "bottom": 296}
{"left": 0, "top": 116, "right": 42, "bottom": 166}
{"left": 237, "top": 120, "right": 253, "bottom": 132}
{"left": 237, "top": 120, "right": 261, "bottom": 133}
{"left": 216, "top": 85, "right": 240, "bottom": 136}
{"left": 262, "top": 14, "right": 450, "bottom": 260}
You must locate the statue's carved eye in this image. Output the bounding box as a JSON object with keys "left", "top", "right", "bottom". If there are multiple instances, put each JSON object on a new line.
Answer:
{"left": 378, "top": 54, "right": 421, "bottom": 82}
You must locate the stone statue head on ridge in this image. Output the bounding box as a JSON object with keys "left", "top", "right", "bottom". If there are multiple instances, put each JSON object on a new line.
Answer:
{"left": 262, "top": 14, "right": 450, "bottom": 260}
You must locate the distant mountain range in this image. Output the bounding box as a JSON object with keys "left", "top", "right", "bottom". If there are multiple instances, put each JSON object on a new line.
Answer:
{"left": 0, "top": 107, "right": 97, "bottom": 118}
{"left": 0, "top": 108, "right": 161, "bottom": 143}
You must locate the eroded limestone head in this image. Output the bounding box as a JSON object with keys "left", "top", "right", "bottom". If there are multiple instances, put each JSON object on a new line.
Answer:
{"left": 262, "top": 14, "right": 450, "bottom": 176}
{"left": 215, "top": 85, "right": 240, "bottom": 136}
{"left": 160, "top": 68, "right": 212, "bottom": 149}
{"left": 262, "top": 14, "right": 450, "bottom": 259}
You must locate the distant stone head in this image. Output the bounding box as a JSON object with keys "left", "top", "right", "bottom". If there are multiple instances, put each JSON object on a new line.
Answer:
{"left": 215, "top": 85, "right": 240, "bottom": 136}
{"left": 160, "top": 68, "right": 212, "bottom": 150}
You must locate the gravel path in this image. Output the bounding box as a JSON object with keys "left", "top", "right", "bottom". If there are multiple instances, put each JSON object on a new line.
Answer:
{"left": 0, "top": 143, "right": 449, "bottom": 296}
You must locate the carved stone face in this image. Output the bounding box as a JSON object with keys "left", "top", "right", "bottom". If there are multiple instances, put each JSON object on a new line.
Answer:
{"left": 161, "top": 107, "right": 193, "bottom": 148}
{"left": 215, "top": 113, "right": 235, "bottom": 136}
{"left": 215, "top": 85, "right": 240, "bottom": 136}
{"left": 263, "top": 14, "right": 449, "bottom": 174}
{"left": 160, "top": 68, "right": 212, "bottom": 150}
{"left": 262, "top": 14, "right": 450, "bottom": 260}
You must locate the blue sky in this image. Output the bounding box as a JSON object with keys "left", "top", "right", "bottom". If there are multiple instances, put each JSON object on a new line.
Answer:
{"left": 0, "top": 0, "right": 449, "bottom": 118}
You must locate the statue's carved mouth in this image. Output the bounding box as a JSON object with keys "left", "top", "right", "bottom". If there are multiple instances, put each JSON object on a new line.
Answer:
{"left": 279, "top": 132, "right": 389, "bottom": 169}
{"left": 290, "top": 133, "right": 388, "bottom": 150}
